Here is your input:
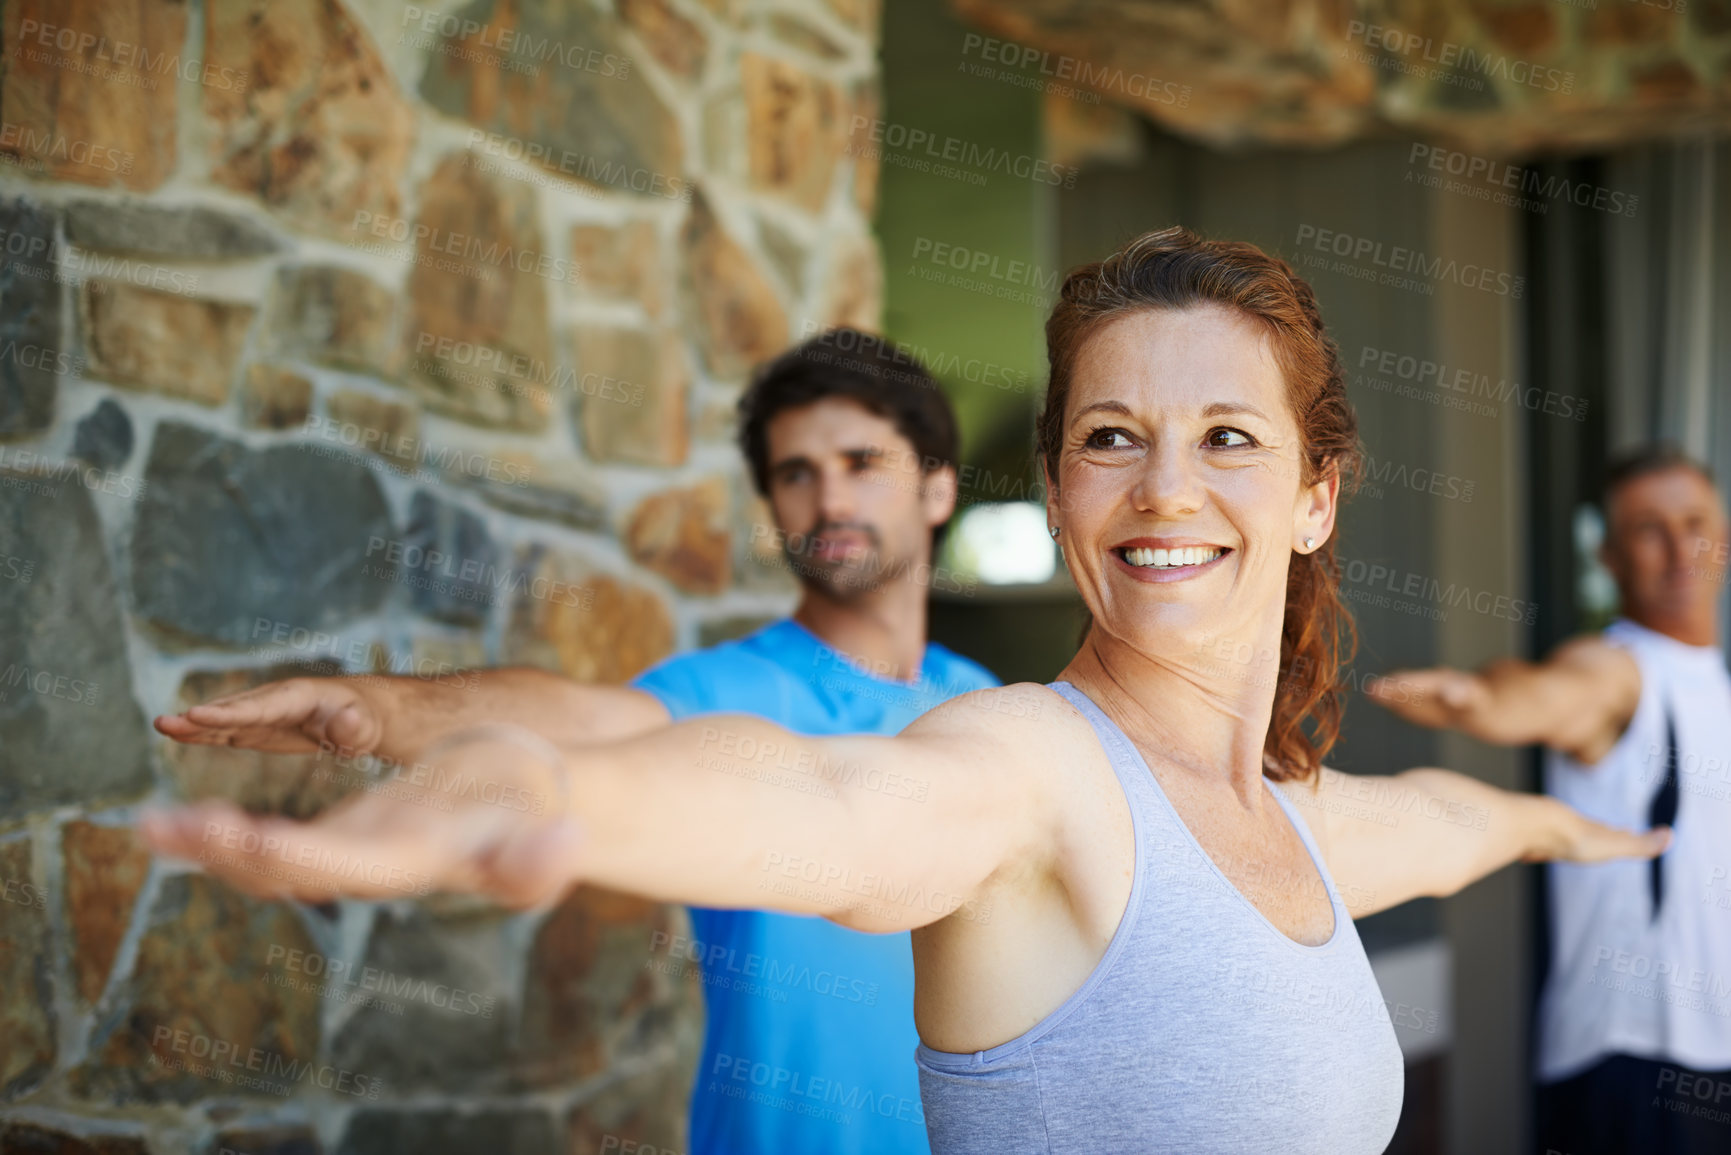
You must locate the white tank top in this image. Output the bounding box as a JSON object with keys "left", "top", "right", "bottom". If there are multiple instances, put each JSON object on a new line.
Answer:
{"left": 1537, "top": 618, "right": 1731, "bottom": 1081}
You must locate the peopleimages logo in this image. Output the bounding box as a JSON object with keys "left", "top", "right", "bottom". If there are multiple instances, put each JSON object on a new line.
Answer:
{"left": 649, "top": 929, "right": 881, "bottom": 1005}
{"left": 1344, "top": 20, "right": 1574, "bottom": 94}
{"left": 264, "top": 944, "right": 498, "bottom": 1017}
{"left": 464, "top": 129, "right": 690, "bottom": 201}
{"left": 150, "top": 1026, "right": 383, "bottom": 1099}
{"left": 1361, "top": 454, "right": 1475, "bottom": 503}
{"left": 958, "top": 33, "right": 1191, "bottom": 107}
{"left": 849, "top": 117, "right": 1078, "bottom": 188}
{"left": 1354, "top": 345, "right": 1589, "bottom": 422}
{"left": 1294, "top": 224, "right": 1524, "bottom": 299}
{"left": 796, "top": 322, "right": 1032, "bottom": 394}
{"left": 400, "top": 5, "right": 632, "bottom": 78}
{"left": 0, "top": 121, "right": 133, "bottom": 174}
{"left": 1407, "top": 144, "right": 1639, "bottom": 218}
{"left": 349, "top": 209, "right": 582, "bottom": 285}
{"left": 12, "top": 18, "right": 250, "bottom": 92}
{"left": 709, "top": 1053, "right": 925, "bottom": 1125}
{"left": 1340, "top": 558, "right": 1538, "bottom": 625}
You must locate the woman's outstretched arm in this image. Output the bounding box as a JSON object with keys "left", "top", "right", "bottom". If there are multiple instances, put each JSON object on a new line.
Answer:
{"left": 1290, "top": 766, "right": 1670, "bottom": 919}
{"left": 139, "top": 686, "right": 1058, "bottom": 931}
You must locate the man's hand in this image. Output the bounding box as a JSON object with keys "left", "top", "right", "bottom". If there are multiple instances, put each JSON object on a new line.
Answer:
{"left": 138, "top": 730, "right": 581, "bottom": 909}
{"left": 154, "top": 677, "right": 384, "bottom": 756}
{"left": 1366, "top": 668, "right": 1490, "bottom": 730}
{"left": 1364, "top": 641, "right": 1641, "bottom": 761}
{"left": 156, "top": 670, "right": 674, "bottom": 765}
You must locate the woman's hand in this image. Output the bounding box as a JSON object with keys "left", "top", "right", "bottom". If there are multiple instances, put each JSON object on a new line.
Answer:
{"left": 1526, "top": 799, "right": 1672, "bottom": 864}
{"left": 154, "top": 677, "right": 385, "bottom": 757}
{"left": 1309, "top": 766, "right": 1671, "bottom": 919}
{"left": 137, "top": 728, "right": 581, "bottom": 909}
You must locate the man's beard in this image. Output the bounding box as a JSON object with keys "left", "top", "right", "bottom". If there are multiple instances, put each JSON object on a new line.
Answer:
{"left": 782, "top": 521, "right": 889, "bottom": 599}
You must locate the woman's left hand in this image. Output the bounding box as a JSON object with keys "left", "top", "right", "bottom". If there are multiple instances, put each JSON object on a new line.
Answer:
{"left": 1529, "top": 805, "right": 1671, "bottom": 864}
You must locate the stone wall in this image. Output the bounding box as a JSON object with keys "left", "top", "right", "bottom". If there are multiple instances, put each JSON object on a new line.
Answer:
{"left": 0, "top": 0, "right": 881, "bottom": 1151}
{"left": 952, "top": 0, "right": 1731, "bottom": 154}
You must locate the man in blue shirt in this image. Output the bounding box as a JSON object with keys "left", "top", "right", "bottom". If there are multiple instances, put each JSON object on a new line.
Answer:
{"left": 625, "top": 329, "right": 996, "bottom": 1154}
{"left": 154, "top": 328, "right": 997, "bottom": 1154}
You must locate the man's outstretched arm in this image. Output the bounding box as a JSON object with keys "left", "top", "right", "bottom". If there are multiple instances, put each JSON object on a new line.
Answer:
{"left": 153, "top": 668, "right": 672, "bottom": 765}
{"left": 1366, "top": 636, "right": 1642, "bottom": 763}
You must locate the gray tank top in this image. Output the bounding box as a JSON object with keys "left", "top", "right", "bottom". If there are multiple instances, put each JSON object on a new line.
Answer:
{"left": 914, "top": 680, "right": 1404, "bottom": 1153}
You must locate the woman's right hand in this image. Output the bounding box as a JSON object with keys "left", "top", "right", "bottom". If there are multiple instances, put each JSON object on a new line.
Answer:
{"left": 153, "top": 677, "right": 385, "bottom": 757}
{"left": 138, "top": 727, "right": 581, "bottom": 909}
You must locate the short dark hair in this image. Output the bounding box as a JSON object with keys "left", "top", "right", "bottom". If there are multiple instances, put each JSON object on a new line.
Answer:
{"left": 1604, "top": 444, "right": 1715, "bottom": 508}
{"left": 736, "top": 327, "right": 960, "bottom": 497}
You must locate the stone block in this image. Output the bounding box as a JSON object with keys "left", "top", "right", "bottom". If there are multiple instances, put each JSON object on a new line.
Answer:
{"left": 624, "top": 477, "right": 732, "bottom": 595}
{"left": 742, "top": 53, "right": 846, "bottom": 212}
{"left": 573, "top": 326, "right": 688, "bottom": 467}
{"left": 64, "top": 200, "right": 282, "bottom": 259}
{"left": 72, "top": 876, "right": 321, "bottom": 1104}
{"left": 0, "top": 467, "right": 152, "bottom": 822}
{"left": 62, "top": 821, "right": 152, "bottom": 1005}
{"left": 618, "top": 0, "right": 708, "bottom": 80}
{"left": 325, "top": 390, "right": 419, "bottom": 469}
{"left": 71, "top": 399, "right": 133, "bottom": 470}
{"left": 400, "top": 154, "right": 554, "bottom": 431}
{"left": 501, "top": 553, "right": 672, "bottom": 686}
{"left": 241, "top": 366, "right": 314, "bottom": 431}
{"left": 327, "top": 905, "right": 515, "bottom": 1092}
{"left": 0, "top": 1123, "right": 149, "bottom": 1154}
{"left": 569, "top": 219, "right": 664, "bottom": 316}
{"left": 415, "top": 0, "right": 684, "bottom": 202}
{"left": 459, "top": 453, "right": 608, "bottom": 533}
{"left": 266, "top": 266, "right": 398, "bottom": 378}
{"left": 821, "top": 230, "right": 882, "bottom": 332}
{"left": 128, "top": 422, "right": 392, "bottom": 645}
{"left": 205, "top": 0, "right": 414, "bottom": 237}
{"left": 336, "top": 1109, "right": 558, "bottom": 1155}
{"left": 0, "top": 0, "right": 182, "bottom": 190}
{"left": 0, "top": 840, "right": 54, "bottom": 1099}
{"left": 681, "top": 191, "right": 788, "bottom": 380}
{"left": 515, "top": 888, "right": 699, "bottom": 1088}
{"left": 397, "top": 491, "right": 498, "bottom": 626}
{"left": 0, "top": 198, "right": 64, "bottom": 440}
{"left": 566, "top": 1056, "right": 699, "bottom": 1155}
{"left": 206, "top": 1127, "right": 321, "bottom": 1155}
{"left": 82, "top": 282, "right": 254, "bottom": 406}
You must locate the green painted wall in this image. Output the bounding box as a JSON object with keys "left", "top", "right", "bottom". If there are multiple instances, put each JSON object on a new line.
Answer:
{"left": 877, "top": 0, "right": 1050, "bottom": 483}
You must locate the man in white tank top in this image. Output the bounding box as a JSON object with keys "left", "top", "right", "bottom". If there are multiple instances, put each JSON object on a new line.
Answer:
{"left": 1369, "top": 446, "right": 1731, "bottom": 1155}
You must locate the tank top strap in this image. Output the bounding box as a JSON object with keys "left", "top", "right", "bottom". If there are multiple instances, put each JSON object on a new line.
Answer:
{"left": 1050, "top": 681, "right": 1350, "bottom": 916}
{"left": 1264, "top": 778, "right": 1347, "bottom": 913}
{"left": 1047, "top": 680, "right": 1166, "bottom": 816}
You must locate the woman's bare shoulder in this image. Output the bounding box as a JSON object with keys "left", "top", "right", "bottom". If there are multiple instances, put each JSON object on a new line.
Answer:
{"left": 903, "top": 682, "right": 1105, "bottom": 788}
{"left": 905, "top": 682, "right": 1084, "bottom": 737}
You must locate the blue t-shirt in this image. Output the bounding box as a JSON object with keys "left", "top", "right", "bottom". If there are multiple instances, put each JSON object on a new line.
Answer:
{"left": 630, "top": 619, "right": 999, "bottom": 1155}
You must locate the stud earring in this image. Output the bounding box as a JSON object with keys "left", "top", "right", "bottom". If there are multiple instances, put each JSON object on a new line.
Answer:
{"left": 1049, "top": 525, "right": 1061, "bottom": 540}
{"left": 1303, "top": 537, "right": 1315, "bottom": 550}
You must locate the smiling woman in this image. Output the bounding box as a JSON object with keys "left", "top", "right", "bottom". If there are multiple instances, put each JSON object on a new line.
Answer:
{"left": 1038, "top": 227, "right": 1364, "bottom": 784}
{"left": 141, "top": 227, "right": 1670, "bottom": 1155}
